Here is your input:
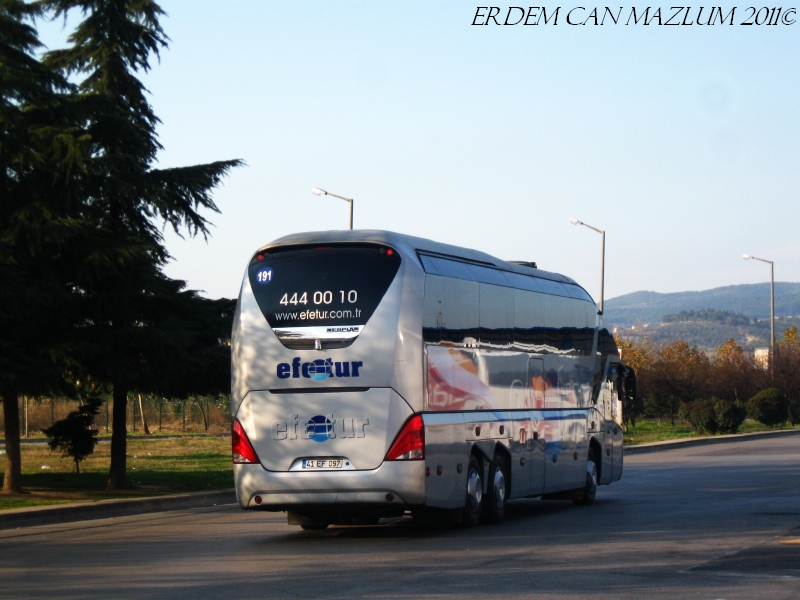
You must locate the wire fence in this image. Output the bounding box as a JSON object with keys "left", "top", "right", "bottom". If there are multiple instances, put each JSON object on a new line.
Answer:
{"left": 1, "top": 395, "right": 232, "bottom": 437}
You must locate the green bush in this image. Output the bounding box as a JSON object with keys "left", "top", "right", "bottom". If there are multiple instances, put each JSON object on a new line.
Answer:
{"left": 679, "top": 399, "right": 718, "bottom": 434}
{"left": 747, "top": 388, "right": 788, "bottom": 428}
{"left": 788, "top": 396, "right": 800, "bottom": 427}
{"left": 714, "top": 399, "right": 747, "bottom": 434}
{"left": 642, "top": 394, "right": 659, "bottom": 419}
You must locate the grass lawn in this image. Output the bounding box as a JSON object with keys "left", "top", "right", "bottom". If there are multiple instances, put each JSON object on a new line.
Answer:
{"left": 0, "top": 436, "right": 232, "bottom": 511}
{"left": 623, "top": 419, "right": 800, "bottom": 445}
{"left": 4, "top": 421, "right": 798, "bottom": 510}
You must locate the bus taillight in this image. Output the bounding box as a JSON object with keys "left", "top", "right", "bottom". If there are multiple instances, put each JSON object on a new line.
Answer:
{"left": 385, "top": 415, "right": 424, "bottom": 461}
{"left": 232, "top": 419, "right": 259, "bottom": 464}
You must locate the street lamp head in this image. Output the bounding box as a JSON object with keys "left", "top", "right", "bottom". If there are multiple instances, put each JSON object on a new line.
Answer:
{"left": 570, "top": 218, "right": 581, "bottom": 225}
{"left": 743, "top": 254, "right": 751, "bottom": 260}
{"left": 311, "top": 187, "right": 327, "bottom": 196}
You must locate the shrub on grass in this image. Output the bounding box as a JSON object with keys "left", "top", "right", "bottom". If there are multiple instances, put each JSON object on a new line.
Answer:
{"left": 42, "top": 398, "right": 102, "bottom": 474}
{"left": 788, "top": 396, "right": 800, "bottom": 427}
{"left": 679, "top": 399, "right": 718, "bottom": 434}
{"left": 714, "top": 399, "right": 747, "bottom": 434}
{"left": 747, "top": 388, "right": 788, "bottom": 428}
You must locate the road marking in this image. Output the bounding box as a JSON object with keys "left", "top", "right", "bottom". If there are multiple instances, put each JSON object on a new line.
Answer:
{"left": 679, "top": 570, "right": 796, "bottom": 580}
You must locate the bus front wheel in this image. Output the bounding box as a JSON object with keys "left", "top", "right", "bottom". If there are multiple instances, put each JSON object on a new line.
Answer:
{"left": 573, "top": 450, "right": 598, "bottom": 506}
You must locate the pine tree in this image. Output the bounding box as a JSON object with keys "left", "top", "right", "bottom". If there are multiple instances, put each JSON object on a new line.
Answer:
{"left": 0, "top": 0, "right": 84, "bottom": 494}
{"left": 40, "top": 0, "right": 242, "bottom": 490}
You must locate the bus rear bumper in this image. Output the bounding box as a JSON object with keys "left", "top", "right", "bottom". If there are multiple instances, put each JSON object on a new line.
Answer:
{"left": 234, "top": 460, "right": 426, "bottom": 510}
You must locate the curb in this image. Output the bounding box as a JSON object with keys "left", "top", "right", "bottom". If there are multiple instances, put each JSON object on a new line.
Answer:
{"left": 0, "top": 488, "right": 236, "bottom": 531}
{"left": 624, "top": 427, "right": 800, "bottom": 455}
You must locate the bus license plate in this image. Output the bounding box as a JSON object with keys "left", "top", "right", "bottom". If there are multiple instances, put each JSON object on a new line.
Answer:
{"left": 302, "top": 459, "right": 343, "bottom": 469}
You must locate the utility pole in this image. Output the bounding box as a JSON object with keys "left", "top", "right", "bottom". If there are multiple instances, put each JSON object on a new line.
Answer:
{"left": 570, "top": 218, "right": 606, "bottom": 314}
{"left": 743, "top": 254, "right": 775, "bottom": 374}
{"left": 312, "top": 188, "right": 354, "bottom": 229}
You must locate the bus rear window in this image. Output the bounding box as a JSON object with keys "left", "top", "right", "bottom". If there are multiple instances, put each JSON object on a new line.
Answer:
{"left": 248, "top": 245, "right": 401, "bottom": 349}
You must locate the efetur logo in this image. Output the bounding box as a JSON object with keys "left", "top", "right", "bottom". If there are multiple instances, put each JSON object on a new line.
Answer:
{"left": 271, "top": 414, "right": 370, "bottom": 441}
{"left": 276, "top": 357, "right": 363, "bottom": 380}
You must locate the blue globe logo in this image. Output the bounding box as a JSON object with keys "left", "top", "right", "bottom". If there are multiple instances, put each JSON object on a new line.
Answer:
{"left": 310, "top": 415, "right": 333, "bottom": 442}
{"left": 308, "top": 359, "right": 331, "bottom": 381}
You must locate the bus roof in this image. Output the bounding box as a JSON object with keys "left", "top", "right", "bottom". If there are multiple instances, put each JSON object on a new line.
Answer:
{"left": 260, "top": 229, "right": 586, "bottom": 289}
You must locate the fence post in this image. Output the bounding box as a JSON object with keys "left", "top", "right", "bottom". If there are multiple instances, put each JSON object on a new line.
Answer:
{"left": 105, "top": 395, "right": 109, "bottom": 432}
{"left": 182, "top": 399, "right": 186, "bottom": 433}
{"left": 23, "top": 396, "right": 28, "bottom": 438}
{"left": 132, "top": 392, "right": 136, "bottom": 433}
{"left": 159, "top": 397, "right": 162, "bottom": 433}
{"left": 51, "top": 397, "right": 54, "bottom": 426}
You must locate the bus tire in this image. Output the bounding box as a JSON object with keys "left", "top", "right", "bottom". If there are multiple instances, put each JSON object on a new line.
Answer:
{"left": 461, "top": 455, "right": 483, "bottom": 528}
{"left": 289, "top": 511, "right": 330, "bottom": 530}
{"left": 481, "top": 453, "right": 507, "bottom": 524}
{"left": 573, "top": 450, "right": 598, "bottom": 506}
{"left": 350, "top": 516, "right": 380, "bottom": 525}
{"left": 299, "top": 521, "right": 329, "bottom": 530}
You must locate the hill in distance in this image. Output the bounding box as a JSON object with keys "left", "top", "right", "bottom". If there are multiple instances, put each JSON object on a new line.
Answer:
{"left": 612, "top": 316, "right": 799, "bottom": 351}
{"left": 604, "top": 282, "right": 800, "bottom": 326}
{"left": 605, "top": 282, "right": 800, "bottom": 351}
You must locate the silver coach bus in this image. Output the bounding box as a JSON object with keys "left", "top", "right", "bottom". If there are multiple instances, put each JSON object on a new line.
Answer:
{"left": 231, "top": 230, "right": 634, "bottom": 529}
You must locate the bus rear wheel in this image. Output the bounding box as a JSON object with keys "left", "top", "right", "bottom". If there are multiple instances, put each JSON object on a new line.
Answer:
{"left": 481, "top": 454, "right": 507, "bottom": 524}
{"left": 461, "top": 455, "right": 483, "bottom": 528}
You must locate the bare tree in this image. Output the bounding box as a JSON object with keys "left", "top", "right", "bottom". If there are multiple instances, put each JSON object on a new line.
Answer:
{"left": 649, "top": 340, "right": 710, "bottom": 426}
{"left": 709, "top": 339, "right": 762, "bottom": 404}
{"left": 774, "top": 327, "right": 800, "bottom": 425}
{"left": 137, "top": 394, "right": 151, "bottom": 435}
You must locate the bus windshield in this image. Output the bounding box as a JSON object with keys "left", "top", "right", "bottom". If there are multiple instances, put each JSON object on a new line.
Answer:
{"left": 248, "top": 244, "right": 401, "bottom": 349}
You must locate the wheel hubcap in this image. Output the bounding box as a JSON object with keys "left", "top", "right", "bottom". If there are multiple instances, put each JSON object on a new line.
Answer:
{"left": 493, "top": 467, "right": 506, "bottom": 510}
{"left": 467, "top": 468, "right": 482, "bottom": 510}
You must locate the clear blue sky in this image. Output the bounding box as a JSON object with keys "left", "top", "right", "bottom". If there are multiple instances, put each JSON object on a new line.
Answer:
{"left": 38, "top": 2, "right": 800, "bottom": 302}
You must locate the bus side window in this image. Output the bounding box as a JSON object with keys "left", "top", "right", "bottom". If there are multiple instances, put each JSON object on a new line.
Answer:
{"left": 479, "top": 283, "right": 514, "bottom": 349}
{"left": 440, "top": 277, "right": 479, "bottom": 346}
{"left": 423, "top": 274, "right": 444, "bottom": 343}
{"left": 572, "top": 300, "right": 595, "bottom": 357}
{"left": 544, "top": 294, "right": 570, "bottom": 352}
{"left": 514, "top": 289, "right": 545, "bottom": 350}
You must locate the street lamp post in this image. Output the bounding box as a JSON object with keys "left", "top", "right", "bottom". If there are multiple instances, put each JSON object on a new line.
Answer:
{"left": 743, "top": 254, "right": 775, "bottom": 371}
{"left": 570, "top": 218, "right": 606, "bottom": 315}
{"left": 312, "top": 188, "right": 353, "bottom": 230}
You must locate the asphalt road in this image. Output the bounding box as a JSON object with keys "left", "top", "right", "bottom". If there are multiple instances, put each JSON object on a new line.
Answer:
{"left": 1, "top": 436, "right": 799, "bottom": 599}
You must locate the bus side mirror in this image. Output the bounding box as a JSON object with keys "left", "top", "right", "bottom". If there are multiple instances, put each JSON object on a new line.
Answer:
{"left": 626, "top": 375, "right": 637, "bottom": 402}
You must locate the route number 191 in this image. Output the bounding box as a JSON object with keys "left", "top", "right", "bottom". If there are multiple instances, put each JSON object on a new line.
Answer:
{"left": 257, "top": 268, "right": 273, "bottom": 284}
